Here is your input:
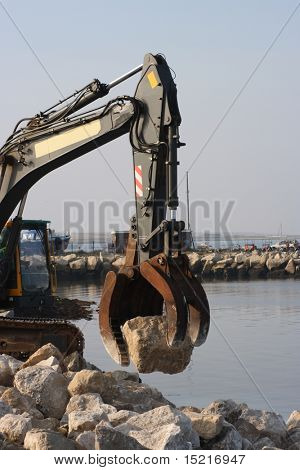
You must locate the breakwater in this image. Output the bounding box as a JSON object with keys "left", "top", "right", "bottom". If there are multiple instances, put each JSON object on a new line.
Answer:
{"left": 53, "top": 250, "right": 300, "bottom": 281}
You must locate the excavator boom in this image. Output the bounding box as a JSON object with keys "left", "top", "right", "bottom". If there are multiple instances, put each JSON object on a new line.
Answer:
{"left": 0, "top": 53, "right": 210, "bottom": 368}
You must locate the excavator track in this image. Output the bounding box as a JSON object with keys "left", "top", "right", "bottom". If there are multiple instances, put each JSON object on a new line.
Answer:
{"left": 0, "top": 317, "right": 84, "bottom": 359}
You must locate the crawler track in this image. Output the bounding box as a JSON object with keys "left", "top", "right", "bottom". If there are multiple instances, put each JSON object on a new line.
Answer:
{"left": 0, "top": 317, "right": 84, "bottom": 358}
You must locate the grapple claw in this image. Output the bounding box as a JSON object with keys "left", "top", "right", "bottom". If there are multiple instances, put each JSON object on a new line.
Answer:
{"left": 99, "top": 251, "right": 210, "bottom": 366}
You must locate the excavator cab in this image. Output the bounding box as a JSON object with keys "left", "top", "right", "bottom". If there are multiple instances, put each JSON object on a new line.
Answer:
{"left": 0, "top": 220, "right": 56, "bottom": 314}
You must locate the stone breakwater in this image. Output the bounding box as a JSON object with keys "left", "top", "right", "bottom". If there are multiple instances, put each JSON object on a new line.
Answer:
{"left": 53, "top": 250, "right": 300, "bottom": 281}
{"left": 0, "top": 343, "right": 299, "bottom": 450}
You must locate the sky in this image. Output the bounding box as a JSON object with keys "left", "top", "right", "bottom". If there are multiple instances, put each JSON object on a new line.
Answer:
{"left": 0, "top": 0, "right": 299, "bottom": 236}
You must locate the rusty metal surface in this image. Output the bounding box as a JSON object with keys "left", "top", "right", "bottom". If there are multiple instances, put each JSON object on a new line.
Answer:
{"left": 0, "top": 317, "right": 84, "bottom": 358}
{"left": 99, "top": 251, "right": 210, "bottom": 367}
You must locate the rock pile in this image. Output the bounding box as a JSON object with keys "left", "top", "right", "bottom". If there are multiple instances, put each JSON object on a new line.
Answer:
{"left": 186, "top": 250, "right": 300, "bottom": 280}
{"left": 52, "top": 249, "right": 300, "bottom": 282}
{"left": 0, "top": 344, "right": 299, "bottom": 450}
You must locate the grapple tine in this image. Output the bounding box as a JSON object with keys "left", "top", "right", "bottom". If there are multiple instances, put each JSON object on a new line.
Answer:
{"left": 169, "top": 255, "right": 210, "bottom": 346}
{"left": 99, "top": 271, "right": 130, "bottom": 366}
{"left": 140, "top": 254, "right": 189, "bottom": 346}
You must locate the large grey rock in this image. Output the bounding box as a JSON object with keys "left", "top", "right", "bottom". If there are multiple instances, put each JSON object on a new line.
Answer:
{"left": 107, "top": 380, "right": 173, "bottom": 413}
{"left": 68, "top": 370, "right": 115, "bottom": 399}
{"left": 24, "top": 429, "right": 76, "bottom": 450}
{"left": 14, "top": 365, "right": 69, "bottom": 419}
{"left": 95, "top": 425, "right": 147, "bottom": 450}
{"left": 235, "top": 408, "right": 286, "bottom": 446}
{"left": 122, "top": 316, "right": 193, "bottom": 374}
{"left": 182, "top": 410, "right": 224, "bottom": 439}
{"left": 76, "top": 431, "right": 96, "bottom": 450}
{"left": 286, "top": 410, "right": 300, "bottom": 430}
{"left": 122, "top": 405, "right": 199, "bottom": 449}
{"left": 1, "top": 387, "right": 43, "bottom": 418}
{"left": 201, "top": 399, "right": 247, "bottom": 424}
{"left": 66, "top": 393, "right": 103, "bottom": 414}
{"left": 0, "top": 413, "right": 32, "bottom": 443}
{"left": 0, "top": 355, "right": 22, "bottom": 386}
{"left": 68, "top": 410, "right": 108, "bottom": 435}
{"left": 64, "top": 352, "right": 86, "bottom": 372}
{"left": 0, "top": 399, "right": 13, "bottom": 418}
{"left": 128, "top": 424, "right": 195, "bottom": 450}
{"left": 203, "top": 423, "right": 243, "bottom": 450}
{"left": 21, "top": 343, "right": 64, "bottom": 370}
{"left": 108, "top": 410, "right": 138, "bottom": 427}
{"left": 253, "top": 437, "right": 276, "bottom": 449}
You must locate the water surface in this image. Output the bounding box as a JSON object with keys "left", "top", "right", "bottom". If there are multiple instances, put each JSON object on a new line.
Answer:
{"left": 57, "top": 279, "right": 300, "bottom": 419}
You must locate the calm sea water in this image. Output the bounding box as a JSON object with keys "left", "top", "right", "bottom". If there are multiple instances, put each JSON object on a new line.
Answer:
{"left": 56, "top": 279, "right": 300, "bottom": 419}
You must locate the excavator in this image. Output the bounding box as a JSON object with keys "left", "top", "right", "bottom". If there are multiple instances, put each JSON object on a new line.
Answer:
{"left": 0, "top": 53, "right": 210, "bottom": 368}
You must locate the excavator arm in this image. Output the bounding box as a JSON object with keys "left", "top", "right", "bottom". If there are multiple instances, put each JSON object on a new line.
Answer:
{"left": 0, "top": 53, "right": 210, "bottom": 366}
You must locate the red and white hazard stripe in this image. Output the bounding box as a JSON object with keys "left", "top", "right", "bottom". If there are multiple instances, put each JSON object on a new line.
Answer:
{"left": 135, "top": 165, "right": 143, "bottom": 197}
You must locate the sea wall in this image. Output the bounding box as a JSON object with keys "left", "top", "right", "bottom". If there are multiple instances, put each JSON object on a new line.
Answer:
{"left": 53, "top": 249, "right": 300, "bottom": 282}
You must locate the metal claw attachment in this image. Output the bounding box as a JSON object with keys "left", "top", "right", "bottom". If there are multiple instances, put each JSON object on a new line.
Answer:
{"left": 99, "top": 238, "right": 210, "bottom": 367}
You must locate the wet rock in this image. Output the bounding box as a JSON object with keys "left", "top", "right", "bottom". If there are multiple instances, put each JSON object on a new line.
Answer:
{"left": 201, "top": 399, "right": 247, "bottom": 425}
{"left": 0, "top": 399, "right": 13, "bottom": 418}
{"left": 63, "top": 254, "right": 77, "bottom": 263}
{"left": 111, "top": 256, "right": 125, "bottom": 269}
{"left": 235, "top": 408, "right": 286, "bottom": 446}
{"left": 64, "top": 351, "right": 86, "bottom": 372}
{"left": 123, "top": 405, "right": 199, "bottom": 449}
{"left": 285, "top": 259, "right": 296, "bottom": 275}
{"left": 87, "top": 256, "right": 102, "bottom": 272}
{"left": 108, "top": 380, "right": 173, "bottom": 413}
{"left": 235, "top": 253, "right": 248, "bottom": 264}
{"left": 70, "top": 257, "right": 86, "bottom": 271}
{"left": 24, "top": 429, "right": 76, "bottom": 450}
{"left": 122, "top": 316, "right": 193, "bottom": 374}
{"left": 21, "top": 343, "right": 64, "bottom": 370}
{"left": 1, "top": 387, "right": 42, "bottom": 418}
{"left": 187, "top": 252, "right": 203, "bottom": 273}
{"left": 14, "top": 365, "right": 69, "bottom": 419}
{"left": 95, "top": 425, "right": 147, "bottom": 450}
{"left": 108, "top": 410, "right": 138, "bottom": 427}
{"left": 183, "top": 410, "right": 224, "bottom": 439}
{"left": 0, "top": 413, "right": 32, "bottom": 443}
{"left": 203, "top": 422, "right": 243, "bottom": 450}
{"left": 76, "top": 430, "right": 96, "bottom": 450}
{"left": 286, "top": 410, "right": 300, "bottom": 431}
{"left": 66, "top": 393, "right": 104, "bottom": 414}
{"left": 68, "top": 370, "right": 115, "bottom": 398}
{"left": 68, "top": 410, "right": 109, "bottom": 435}
{"left": 253, "top": 437, "right": 276, "bottom": 449}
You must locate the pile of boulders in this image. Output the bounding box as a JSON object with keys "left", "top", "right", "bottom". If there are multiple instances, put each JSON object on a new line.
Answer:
{"left": 52, "top": 249, "right": 300, "bottom": 282}
{"left": 187, "top": 250, "right": 300, "bottom": 280}
{"left": 0, "top": 343, "right": 299, "bottom": 450}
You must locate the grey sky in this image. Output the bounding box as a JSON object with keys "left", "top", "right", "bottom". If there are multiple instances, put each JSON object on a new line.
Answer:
{"left": 0, "top": 0, "right": 299, "bottom": 236}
